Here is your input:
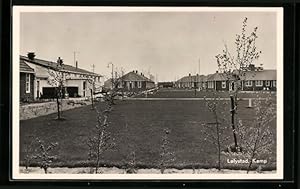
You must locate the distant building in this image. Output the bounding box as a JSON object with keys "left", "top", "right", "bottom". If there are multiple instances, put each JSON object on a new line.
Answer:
{"left": 176, "top": 69, "right": 276, "bottom": 92}
{"left": 157, "top": 82, "right": 174, "bottom": 88}
{"left": 20, "top": 53, "right": 103, "bottom": 100}
{"left": 175, "top": 74, "right": 207, "bottom": 90}
{"left": 104, "top": 70, "right": 155, "bottom": 91}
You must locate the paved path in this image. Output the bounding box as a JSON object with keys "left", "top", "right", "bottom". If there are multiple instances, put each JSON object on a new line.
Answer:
{"left": 125, "top": 97, "right": 269, "bottom": 101}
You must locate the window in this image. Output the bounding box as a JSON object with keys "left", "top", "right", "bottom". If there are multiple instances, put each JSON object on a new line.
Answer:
{"left": 266, "top": 81, "right": 270, "bottom": 86}
{"left": 245, "top": 81, "right": 252, "bottom": 87}
{"left": 221, "top": 81, "right": 226, "bottom": 89}
{"left": 25, "top": 73, "right": 30, "bottom": 93}
{"left": 255, "top": 80, "right": 263, "bottom": 87}
{"left": 138, "top": 81, "right": 142, "bottom": 88}
{"left": 273, "top": 81, "right": 276, "bottom": 87}
{"left": 208, "top": 81, "right": 214, "bottom": 89}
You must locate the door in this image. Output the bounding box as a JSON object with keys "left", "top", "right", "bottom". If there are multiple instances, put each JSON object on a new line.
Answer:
{"left": 229, "top": 82, "right": 235, "bottom": 91}
{"left": 83, "top": 81, "right": 86, "bottom": 97}
{"left": 37, "top": 80, "right": 40, "bottom": 98}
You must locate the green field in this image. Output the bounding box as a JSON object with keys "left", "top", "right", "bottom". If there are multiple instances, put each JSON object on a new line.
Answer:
{"left": 20, "top": 97, "right": 276, "bottom": 170}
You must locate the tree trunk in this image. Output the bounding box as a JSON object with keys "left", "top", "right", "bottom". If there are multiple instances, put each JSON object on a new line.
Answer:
{"left": 230, "top": 95, "right": 238, "bottom": 150}
{"left": 91, "top": 89, "right": 94, "bottom": 109}
{"left": 56, "top": 89, "right": 60, "bottom": 119}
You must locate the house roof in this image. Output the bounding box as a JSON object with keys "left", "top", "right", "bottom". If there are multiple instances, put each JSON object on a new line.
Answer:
{"left": 207, "top": 72, "right": 232, "bottom": 81}
{"left": 206, "top": 70, "right": 276, "bottom": 81}
{"left": 176, "top": 69, "right": 276, "bottom": 83}
{"left": 177, "top": 75, "right": 207, "bottom": 83}
{"left": 121, "top": 71, "right": 154, "bottom": 82}
{"left": 20, "top": 55, "right": 101, "bottom": 76}
{"left": 20, "top": 59, "right": 35, "bottom": 73}
{"left": 241, "top": 70, "right": 276, "bottom": 81}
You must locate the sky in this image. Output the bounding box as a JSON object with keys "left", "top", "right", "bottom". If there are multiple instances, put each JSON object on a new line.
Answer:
{"left": 20, "top": 10, "right": 278, "bottom": 82}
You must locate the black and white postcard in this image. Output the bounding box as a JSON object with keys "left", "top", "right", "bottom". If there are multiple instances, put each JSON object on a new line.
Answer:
{"left": 12, "top": 6, "right": 283, "bottom": 180}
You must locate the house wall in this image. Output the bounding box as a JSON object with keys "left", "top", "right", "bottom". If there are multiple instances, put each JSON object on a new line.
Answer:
{"left": 242, "top": 80, "right": 276, "bottom": 91}
{"left": 215, "top": 81, "right": 229, "bottom": 91}
{"left": 25, "top": 61, "right": 100, "bottom": 98}
{"left": 20, "top": 73, "right": 35, "bottom": 102}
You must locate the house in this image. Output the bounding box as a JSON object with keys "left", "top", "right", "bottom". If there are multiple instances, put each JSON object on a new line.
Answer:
{"left": 104, "top": 70, "right": 155, "bottom": 91}
{"left": 20, "top": 53, "right": 103, "bottom": 99}
{"left": 240, "top": 69, "right": 276, "bottom": 91}
{"left": 20, "top": 59, "right": 35, "bottom": 102}
{"left": 205, "top": 70, "right": 276, "bottom": 91}
{"left": 157, "top": 82, "right": 174, "bottom": 88}
{"left": 206, "top": 72, "right": 231, "bottom": 91}
{"left": 175, "top": 74, "right": 207, "bottom": 90}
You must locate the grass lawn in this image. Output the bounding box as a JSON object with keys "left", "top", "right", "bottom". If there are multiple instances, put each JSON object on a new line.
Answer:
{"left": 20, "top": 99, "right": 277, "bottom": 171}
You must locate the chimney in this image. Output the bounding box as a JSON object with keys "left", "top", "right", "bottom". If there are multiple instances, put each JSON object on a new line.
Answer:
{"left": 57, "top": 57, "right": 63, "bottom": 66}
{"left": 27, "top": 52, "right": 35, "bottom": 60}
{"left": 75, "top": 61, "right": 78, "bottom": 69}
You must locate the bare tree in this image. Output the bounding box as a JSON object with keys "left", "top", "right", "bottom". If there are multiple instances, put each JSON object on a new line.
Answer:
{"left": 87, "top": 103, "right": 115, "bottom": 174}
{"left": 125, "top": 151, "right": 137, "bottom": 174}
{"left": 237, "top": 94, "right": 276, "bottom": 173}
{"left": 203, "top": 94, "right": 231, "bottom": 170}
{"left": 86, "top": 77, "right": 97, "bottom": 110}
{"left": 47, "top": 57, "right": 65, "bottom": 120}
{"left": 33, "top": 138, "right": 58, "bottom": 174}
{"left": 104, "top": 71, "right": 125, "bottom": 106}
{"left": 215, "top": 17, "right": 262, "bottom": 150}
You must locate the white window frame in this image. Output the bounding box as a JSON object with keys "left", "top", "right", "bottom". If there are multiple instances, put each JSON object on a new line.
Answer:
{"left": 221, "top": 81, "right": 226, "bottom": 89}
{"left": 25, "top": 73, "right": 30, "bottom": 93}
{"left": 273, "top": 80, "right": 276, "bottom": 87}
{"left": 266, "top": 80, "right": 270, "bottom": 86}
{"left": 255, "top": 80, "right": 263, "bottom": 87}
{"left": 245, "top": 80, "right": 252, "bottom": 87}
{"left": 138, "top": 81, "right": 142, "bottom": 88}
{"left": 208, "top": 81, "right": 214, "bottom": 89}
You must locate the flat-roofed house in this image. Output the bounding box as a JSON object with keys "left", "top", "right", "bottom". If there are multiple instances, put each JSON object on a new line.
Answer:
{"left": 20, "top": 53, "right": 103, "bottom": 99}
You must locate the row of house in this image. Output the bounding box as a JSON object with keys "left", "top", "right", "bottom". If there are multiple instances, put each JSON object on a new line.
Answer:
{"left": 20, "top": 53, "right": 103, "bottom": 102}
{"left": 103, "top": 70, "right": 155, "bottom": 92}
{"left": 175, "top": 69, "right": 277, "bottom": 91}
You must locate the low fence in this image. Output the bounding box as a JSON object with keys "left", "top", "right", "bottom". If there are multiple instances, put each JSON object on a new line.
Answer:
{"left": 20, "top": 99, "right": 91, "bottom": 120}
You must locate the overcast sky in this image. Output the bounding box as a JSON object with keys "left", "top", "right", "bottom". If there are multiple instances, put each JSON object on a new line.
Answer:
{"left": 20, "top": 10, "right": 278, "bottom": 82}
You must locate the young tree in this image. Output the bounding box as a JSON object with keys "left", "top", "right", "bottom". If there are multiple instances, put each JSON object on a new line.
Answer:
{"left": 104, "top": 71, "right": 125, "bottom": 106}
{"left": 215, "top": 17, "right": 262, "bottom": 150}
{"left": 237, "top": 94, "right": 276, "bottom": 173}
{"left": 86, "top": 77, "right": 97, "bottom": 110}
{"left": 33, "top": 138, "right": 58, "bottom": 174}
{"left": 47, "top": 57, "right": 65, "bottom": 120}
{"left": 125, "top": 151, "right": 137, "bottom": 174}
{"left": 87, "top": 103, "right": 115, "bottom": 174}
{"left": 203, "top": 94, "right": 231, "bottom": 170}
